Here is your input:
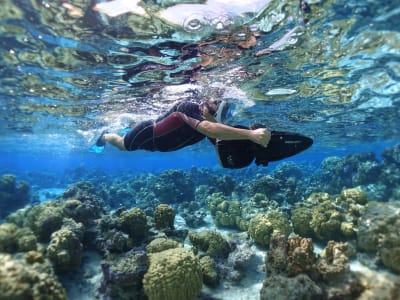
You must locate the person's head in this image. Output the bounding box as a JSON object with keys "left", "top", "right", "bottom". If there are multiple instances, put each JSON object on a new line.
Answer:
{"left": 201, "top": 99, "right": 230, "bottom": 123}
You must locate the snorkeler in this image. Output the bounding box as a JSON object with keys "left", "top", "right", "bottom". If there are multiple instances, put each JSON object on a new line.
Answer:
{"left": 92, "top": 99, "right": 271, "bottom": 153}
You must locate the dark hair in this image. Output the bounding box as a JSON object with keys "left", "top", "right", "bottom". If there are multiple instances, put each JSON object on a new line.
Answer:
{"left": 204, "top": 99, "right": 222, "bottom": 116}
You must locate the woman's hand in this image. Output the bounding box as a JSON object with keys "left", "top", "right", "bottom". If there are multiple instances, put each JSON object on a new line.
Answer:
{"left": 250, "top": 128, "right": 271, "bottom": 147}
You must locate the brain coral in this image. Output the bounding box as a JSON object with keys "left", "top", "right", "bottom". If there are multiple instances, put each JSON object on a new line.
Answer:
{"left": 143, "top": 248, "right": 203, "bottom": 300}
{"left": 248, "top": 211, "right": 291, "bottom": 246}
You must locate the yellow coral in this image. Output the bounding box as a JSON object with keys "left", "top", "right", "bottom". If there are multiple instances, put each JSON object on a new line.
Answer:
{"left": 248, "top": 211, "right": 291, "bottom": 246}
{"left": 0, "top": 253, "right": 67, "bottom": 300}
{"left": 146, "top": 237, "right": 180, "bottom": 253}
{"left": 340, "top": 188, "right": 368, "bottom": 205}
{"left": 143, "top": 248, "right": 203, "bottom": 300}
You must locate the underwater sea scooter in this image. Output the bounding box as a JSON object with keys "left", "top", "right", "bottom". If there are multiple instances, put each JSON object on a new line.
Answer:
{"left": 215, "top": 124, "right": 313, "bottom": 169}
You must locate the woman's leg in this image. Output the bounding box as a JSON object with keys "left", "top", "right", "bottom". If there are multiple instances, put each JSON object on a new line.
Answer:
{"left": 103, "top": 133, "right": 126, "bottom": 150}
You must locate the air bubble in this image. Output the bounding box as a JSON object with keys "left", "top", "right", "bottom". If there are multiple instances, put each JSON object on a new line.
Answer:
{"left": 183, "top": 14, "right": 206, "bottom": 32}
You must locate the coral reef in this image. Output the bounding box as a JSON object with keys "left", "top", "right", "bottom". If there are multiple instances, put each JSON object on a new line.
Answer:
{"left": 309, "top": 199, "right": 343, "bottom": 241}
{"left": 0, "top": 223, "right": 19, "bottom": 252}
{"left": 153, "top": 204, "right": 175, "bottom": 230}
{"left": 188, "top": 230, "right": 231, "bottom": 259}
{"left": 0, "top": 253, "right": 67, "bottom": 300}
{"left": 24, "top": 203, "right": 64, "bottom": 242}
{"left": 260, "top": 274, "right": 323, "bottom": 300}
{"left": 248, "top": 211, "right": 291, "bottom": 246}
{"left": 118, "top": 208, "right": 148, "bottom": 245}
{"left": 47, "top": 224, "right": 83, "bottom": 272}
{"left": 16, "top": 227, "right": 37, "bottom": 252}
{"left": 143, "top": 248, "right": 203, "bottom": 300}
{"left": 291, "top": 189, "right": 369, "bottom": 242}
{"left": 357, "top": 201, "right": 400, "bottom": 273}
{"left": 0, "top": 174, "right": 30, "bottom": 219}
{"left": 178, "top": 200, "right": 207, "bottom": 228}
{"left": 153, "top": 170, "right": 195, "bottom": 203}
{"left": 146, "top": 237, "right": 180, "bottom": 253}
{"left": 206, "top": 192, "right": 246, "bottom": 230}
{"left": 263, "top": 235, "right": 364, "bottom": 299}
{"left": 99, "top": 248, "right": 148, "bottom": 300}
{"left": 199, "top": 255, "right": 219, "bottom": 287}
{"left": 291, "top": 205, "right": 314, "bottom": 237}
{"left": 60, "top": 181, "right": 105, "bottom": 224}
{"left": 0, "top": 143, "right": 399, "bottom": 299}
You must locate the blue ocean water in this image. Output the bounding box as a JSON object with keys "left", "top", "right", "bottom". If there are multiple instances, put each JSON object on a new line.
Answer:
{"left": 0, "top": 0, "right": 398, "bottom": 178}
{"left": 1, "top": 0, "right": 400, "bottom": 299}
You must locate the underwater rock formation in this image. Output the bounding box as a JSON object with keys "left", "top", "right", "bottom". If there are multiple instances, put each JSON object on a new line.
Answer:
{"left": 0, "top": 253, "right": 67, "bottom": 300}
{"left": 260, "top": 274, "right": 323, "bottom": 300}
{"left": 0, "top": 174, "right": 30, "bottom": 219}
{"left": 248, "top": 211, "right": 291, "bottom": 246}
{"left": 99, "top": 248, "right": 148, "bottom": 300}
{"left": 143, "top": 247, "right": 203, "bottom": 300}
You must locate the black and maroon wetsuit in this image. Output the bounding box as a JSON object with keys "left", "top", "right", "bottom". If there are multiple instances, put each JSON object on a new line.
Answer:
{"left": 123, "top": 101, "right": 206, "bottom": 151}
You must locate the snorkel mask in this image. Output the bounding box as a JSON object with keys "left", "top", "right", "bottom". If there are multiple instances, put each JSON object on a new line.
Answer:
{"left": 205, "top": 100, "right": 231, "bottom": 123}
{"left": 214, "top": 100, "right": 230, "bottom": 123}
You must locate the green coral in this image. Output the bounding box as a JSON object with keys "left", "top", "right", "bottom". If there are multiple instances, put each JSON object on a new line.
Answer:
{"left": 188, "top": 230, "right": 231, "bottom": 259}
{"left": 339, "top": 188, "right": 368, "bottom": 205}
{"left": 146, "top": 237, "right": 180, "bottom": 253}
{"left": 24, "top": 203, "right": 64, "bottom": 242}
{"left": 143, "top": 248, "right": 203, "bottom": 300}
{"left": 380, "top": 235, "right": 400, "bottom": 273}
{"left": 291, "top": 206, "right": 313, "bottom": 237}
{"left": 199, "top": 255, "right": 219, "bottom": 287}
{"left": 0, "top": 174, "right": 30, "bottom": 219}
{"left": 248, "top": 211, "right": 291, "bottom": 246}
{"left": 310, "top": 201, "right": 342, "bottom": 241}
{"left": 0, "top": 253, "right": 67, "bottom": 300}
{"left": 251, "top": 193, "right": 276, "bottom": 209}
{"left": 153, "top": 204, "right": 175, "bottom": 230}
{"left": 119, "top": 208, "right": 147, "bottom": 244}
{"left": 0, "top": 223, "right": 18, "bottom": 252}
{"left": 47, "top": 225, "right": 83, "bottom": 272}
{"left": 16, "top": 227, "right": 37, "bottom": 252}
{"left": 0, "top": 223, "right": 38, "bottom": 253}
{"left": 62, "top": 199, "right": 92, "bottom": 224}
{"left": 357, "top": 202, "right": 400, "bottom": 273}
{"left": 205, "top": 192, "right": 244, "bottom": 230}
